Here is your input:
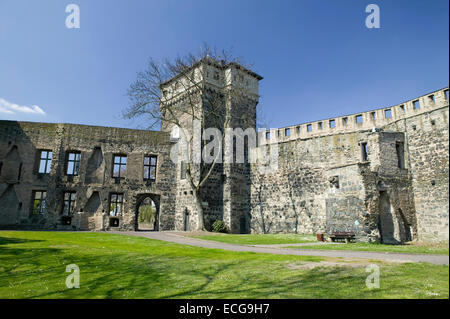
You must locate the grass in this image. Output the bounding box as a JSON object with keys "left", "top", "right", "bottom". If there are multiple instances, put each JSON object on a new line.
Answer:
{"left": 0, "top": 231, "right": 448, "bottom": 299}
{"left": 286, "top": 242, "right": 449, "bottom": 255}
{"left": 191, "top": 233, "right": 317, "bottom": 245}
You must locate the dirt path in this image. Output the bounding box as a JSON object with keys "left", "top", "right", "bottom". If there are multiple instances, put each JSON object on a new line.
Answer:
{"left": 112, "top": 231, "right": 450, "bottom": 266}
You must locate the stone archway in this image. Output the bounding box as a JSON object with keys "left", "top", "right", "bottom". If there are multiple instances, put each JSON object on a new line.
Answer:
{"left": 135, "top": 194, "right": 160, "bottom": 231}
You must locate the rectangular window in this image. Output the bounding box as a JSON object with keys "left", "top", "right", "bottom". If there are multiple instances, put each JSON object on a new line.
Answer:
{"left": 342, "top": 117, "right": 348, "bottom": 126}
{"left": 62, "top": 191, "right": 76, "bottom": 216}
{"left": 66, "top": 152, "right": 81, "bottom": 175}
{"left": 361, "top": 142, "right": 369, "bottom": 161}
{"left": 399, "top": 105, "right": 405, "bottom": 112}
{"left": 329, "top": 119, "right": 336, "bottom": 128}
{"left": 445, "top": 89, "right": 449, "bottom": 100}
{"left": 384, "top": 109, "right": 392, "bottom": 118}
{"left": 355, "top": 115, "right": 363, "bottom": 124}
{"left": 180, "top": 161, "right": 186, "bottom": 180}
{"left": 307, "top": 124, "right": 312, "bottom": 132}
{"left": 109, "top": 193, "right": 123, "bottom": 216}
{"left": 113, "top": 155, "right": 127, "bottom": 178}
{"left": 413, "top": 100, "right": 420, "bottom": 110}
{"left": 296, "top": 126, "right": 301, "bottom": 134}
{"left": 38, "top": 150, "right": 52, "bottom": 174}
{"left": 144, "top": 155, "right": 157, "bottom": 180}
{"left": 370, "top": 112, "right": 376, "bottom": 120}
{"left": 396, "top": 142, "right": 405, "bottom": 169}
{"left": 265, "top": 131, "right": 270, "bottom": 140}
{"left": 285, "top": 128, "right": 290, "bottom": 137}
{"left": 318, "top": 122, "right": 323, "bottom": 129}
{"left": 428, "top": 95, "right": 435, "bottom": 104}
{"left": 32, "top": 191, "right": 47, "bottom": 215}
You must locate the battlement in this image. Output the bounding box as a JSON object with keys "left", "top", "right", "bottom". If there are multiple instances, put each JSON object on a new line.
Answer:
{"left": 261, "top": 87, "right": 449, "bottom": 144}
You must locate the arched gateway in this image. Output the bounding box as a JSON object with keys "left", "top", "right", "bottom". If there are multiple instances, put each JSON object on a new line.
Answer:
{"left": 135, "top": 194, "right": 160, "bottom": 231}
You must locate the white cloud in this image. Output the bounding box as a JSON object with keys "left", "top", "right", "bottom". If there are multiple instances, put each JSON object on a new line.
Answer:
{"left": 0, "top": 98, "right": 46, "bottom": 115}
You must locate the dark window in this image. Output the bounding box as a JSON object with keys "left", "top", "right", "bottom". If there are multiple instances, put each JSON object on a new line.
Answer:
{"left": 180, "top": 161, "right": 186, "bottom": 180}
{"left": 62, "top": 191, "right": 76, "bottom": 216}
{"left": 32, "top": 191, "right": 47, "bottom": 215}
{"left": 285, "top": 128, "right": 290, "bottom": 137}
{"left": 144, "top": 155, "right": 157, "bottom": 180}
{"left": 356, "top": 115, "right": 363, "bottom": 124}
{"left": 265, "top": 131, "right": 270, "bottom": 140}
{"left": 109, "top": 193, "right": 123, "bottom": 216}
{"left": 318, "top": 122, "right": 323, "bottom": 129}
{"left": 413, "top": 100, "right": 420, "bottom": 109}
{"left": 428, "top": 95, "right": 435, "bottom": 104}
{"left": 329, "top": 119, "right": 336, "bottom": 128}
{"left": 66, "top": 152, "right": 81, "bottom": 175}
{"left": 113, "top": 155, "right": 127, "bottom": 178}
{"left": 297, "top": 126, "right": 301, "bottom": 134}
{"left": 385, "top": 109, "right": 392, "bottom": 118}
{"left": 361, "top": 142, "right": 369, "bottom": 161}
{"left": 370, "top": 112, "right": 376, "bottom": 120}
{"left": 445, "top": 89, "right": 449, "bottom": 100}
{"left": 396, "top": 142, "right": 405, "bottom": 169}
{"left": 342, "top": 117, "right": 348, "bottom": 126}
{"left": 38, "top": 150, "right": 52, "bottom": 174}
{"left": 399, "top": 105, "right": 405, "bottom": 112}
{"left": 307, "top": 124, "right": 312, "bottom": 132}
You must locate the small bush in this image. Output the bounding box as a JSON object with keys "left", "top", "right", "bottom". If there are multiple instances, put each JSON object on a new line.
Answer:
{"left": 212, "top": 220, "right": 228, "bottom": 233}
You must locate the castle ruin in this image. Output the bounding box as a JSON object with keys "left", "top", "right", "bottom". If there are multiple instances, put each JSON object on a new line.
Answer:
{"left": 0, "top": 59, "right": 448, "bottom": 243}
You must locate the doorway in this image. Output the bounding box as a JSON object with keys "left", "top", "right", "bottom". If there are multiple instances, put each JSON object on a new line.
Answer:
{"left": 378, "top": 191, "right": 397, "bottom": 244}
{"left": 137, "top": 197, "right": 158, "bottom": 231}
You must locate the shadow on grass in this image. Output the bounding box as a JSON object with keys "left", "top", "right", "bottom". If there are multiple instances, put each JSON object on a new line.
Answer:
{"left": 0, "top": 236, "right": 43, "bottom": 246}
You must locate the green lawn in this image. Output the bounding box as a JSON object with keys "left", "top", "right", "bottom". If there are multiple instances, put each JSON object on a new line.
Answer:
{"left": 0, "top": 231, "right": 448, "bottom": 299}
{"left": 286, "top": 242, "right": 449, "bottom": 255}
{"left": 191, "top": 233, "right": 317, "bottom": 245}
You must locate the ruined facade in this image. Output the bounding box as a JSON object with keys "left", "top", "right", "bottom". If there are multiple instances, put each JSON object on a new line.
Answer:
{"left": 0, "top": 60, "right": 448, "bottom": 242}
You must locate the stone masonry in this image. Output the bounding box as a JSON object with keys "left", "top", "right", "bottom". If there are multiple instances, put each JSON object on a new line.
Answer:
{"left": 0, "top": 59, "right": 448, "bottom": 243}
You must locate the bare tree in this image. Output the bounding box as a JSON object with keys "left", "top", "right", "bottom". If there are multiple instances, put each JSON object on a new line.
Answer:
{"left": 123, "top": 45, "right": 259, "bottom": 230}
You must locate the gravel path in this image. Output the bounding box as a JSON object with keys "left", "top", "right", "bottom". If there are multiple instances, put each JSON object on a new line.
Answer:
{"left": 113, "top": 231, "right": 450, "bottom": 266}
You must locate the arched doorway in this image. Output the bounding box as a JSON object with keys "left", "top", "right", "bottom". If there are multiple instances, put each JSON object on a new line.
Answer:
{"left": 136, "top": 196, "right": 159, "bottom": 231}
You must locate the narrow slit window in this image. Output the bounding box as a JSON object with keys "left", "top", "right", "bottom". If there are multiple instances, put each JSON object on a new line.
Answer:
{"left": 180, "top": 161, "right": 186, "bottom": 180}
{"left": 396, "top": 142, "right": 405, "bottom": 169}
{"left": 361, "top": 142, "right": 369, "bottom": 161}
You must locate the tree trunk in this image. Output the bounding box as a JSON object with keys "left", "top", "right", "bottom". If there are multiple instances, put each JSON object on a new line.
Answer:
{"left": 193, "top": 188, "right": 205, "bottom": 230}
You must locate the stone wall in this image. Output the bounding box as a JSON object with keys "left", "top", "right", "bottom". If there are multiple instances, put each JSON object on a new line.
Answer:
{"left": 0, "top": 121, "right": 176, "bottom": 231}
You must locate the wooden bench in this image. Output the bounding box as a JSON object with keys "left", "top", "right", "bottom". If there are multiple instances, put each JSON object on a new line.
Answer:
{"left": 329, "top": 231, "right": 355, "bottom": 243}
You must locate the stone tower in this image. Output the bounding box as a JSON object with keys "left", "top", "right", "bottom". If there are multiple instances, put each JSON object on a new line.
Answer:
{"left": 159, "top": 57, "right": 263, "bottom": 232}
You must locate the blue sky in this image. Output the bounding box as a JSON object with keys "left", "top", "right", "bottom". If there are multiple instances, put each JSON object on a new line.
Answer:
{"left": 0, "top": 0, "right": 448, "bottom": 130}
